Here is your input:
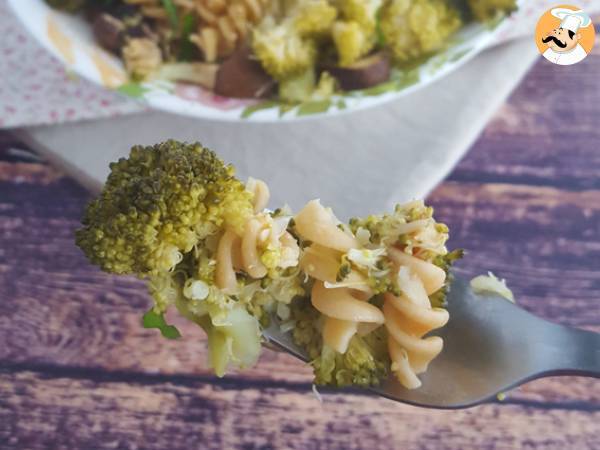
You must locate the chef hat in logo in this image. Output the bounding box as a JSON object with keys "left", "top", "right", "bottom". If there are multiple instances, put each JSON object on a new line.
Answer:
{"left": 551, "top": 8, "right": 592, "bottom": 33}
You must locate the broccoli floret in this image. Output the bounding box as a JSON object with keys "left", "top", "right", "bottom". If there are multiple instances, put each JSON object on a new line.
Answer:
{"left": 468, "top": 0, "right": 517, "bottom": 22}
{"left": 176, "top": 296, "right": 262, "bottom": 377}
{"left": 76, "top": 140, "right": 254, "bottom": 276}
{"left": 329, "top": 0, "right": 382, "bottom": 66}
{"left": 291, "top": 297, "right": 389, "bottom": 387}
{"left": 337, "top": 0, "right": 383, "bottom": 30}
{"left": 293, "top": 0, "right": 338, "bottom": 37}
{"left": 429, "top": 248, "right": 464, "bottom": 307}
{"left": 313, "top": 71, "right": 337, "bottom": 98}
{"left": 279, "top": 68, "right": 317, "bottom": 102}
{"left": 349, "top": 200, "right": 448, "bottom": 258}
{"left": 252, "top": 1, "right": 336, "bottom": 81}
{"left": 314, "top": 334, "right": 389, "bottom": 387}
{"left": 380, "top": 0, "right": 462, "bottom": 63}
{"left": 252, "top": 20, "right": 317, "bottom": 80}
{"left": 278, "top": 69, "right": 336, "bottom": 103}
{"left": 332, "top": 20, "right": 376, "bottom": 66}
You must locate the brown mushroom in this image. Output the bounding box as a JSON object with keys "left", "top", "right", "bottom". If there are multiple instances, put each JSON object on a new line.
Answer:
{"left": 92, "top": 13, "right": 125, "bottom": 53}
{"left": 214, "top": 44, "right": 276, "bottom": 99}
{"left": 326, "top": 52, "right": 392, "bottom": 91}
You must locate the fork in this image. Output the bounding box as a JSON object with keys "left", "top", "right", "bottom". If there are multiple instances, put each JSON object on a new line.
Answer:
{"left": 264, "top": 276, "right": 600, "bottom": 409}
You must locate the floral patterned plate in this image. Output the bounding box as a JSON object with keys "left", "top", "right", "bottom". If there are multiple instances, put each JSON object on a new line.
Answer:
{"left": 8, "top": 0, "right": 512, "bottom": 122}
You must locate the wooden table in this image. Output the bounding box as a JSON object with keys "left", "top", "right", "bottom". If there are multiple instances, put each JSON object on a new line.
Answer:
{"left": 1, "top": 48, "right": 599, "bottom": 449}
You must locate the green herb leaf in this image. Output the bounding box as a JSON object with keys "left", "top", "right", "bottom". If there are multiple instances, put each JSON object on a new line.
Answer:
{"left": 396, "top": 69, "right": 420, "bottom": 90}
{"left": 161, "top": 0, "right": 179, "bottom": 30}
{"left": 241, "top": 100, "right": 278, "bottom": 118}
{"left": 142, "top": 309, "right": 181, "bottom": 339}
{"left": 361, "top": 80, "right": 397, "bottom": 96}
{"left": 117, "top": 82, "right": 150, "bottom": 99}
{"left": 178, "top": 13, "right": 197, "bottom": 61}
{"left": 297, "top": 100, "right": 331, "bottom": 116}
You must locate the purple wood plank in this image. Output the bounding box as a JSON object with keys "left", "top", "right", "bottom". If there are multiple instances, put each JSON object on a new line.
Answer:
{"left": 1, "top": 37, "right": 600, "bottom": 450}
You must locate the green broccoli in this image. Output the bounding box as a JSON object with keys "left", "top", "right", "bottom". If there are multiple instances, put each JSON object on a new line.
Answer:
{"left": 468, "top": 0, "right": 518, "bottom": 22}
{"left": 429, "top": 248, "right": 464, "bottom": 307}
{"left": 336, "top": 0, "right": 383, "bottom": 30}
{"left": 332, "top": 20, "right": 375, "bottom": 66}
{"left": 252, "top": 0, "right": 338, "bottom": 81}
{"left": 380, "top": 0, "right": 462, "bottom": 63}
{"left": 291, "top": 296, "right": 389, "bottom": 387}
{"left": 278, "top": 69, "right": 337, "bottom": 103}
{"left": 330, "top": 0, "right": 382, "bottom": 66}
{"left": 76, "top": 140, "right": 254, "bottom": 276}
{"left": 76, "top": 140, "right": 309, "bottom": 377}
{"left": 293, "top": 0, "right": 338, "bottom": 37}
{"left": 252, "top": 20, "right": 318, "bottom": 80}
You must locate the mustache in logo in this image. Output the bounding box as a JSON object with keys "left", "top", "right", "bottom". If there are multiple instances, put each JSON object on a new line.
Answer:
{"left": 542, "top": 35, "right": 567, "bottom": 48}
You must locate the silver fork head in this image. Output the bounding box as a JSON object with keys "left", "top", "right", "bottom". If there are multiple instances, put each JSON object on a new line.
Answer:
{"left": 264, "top": 276, "right": 600, "bottom": 409}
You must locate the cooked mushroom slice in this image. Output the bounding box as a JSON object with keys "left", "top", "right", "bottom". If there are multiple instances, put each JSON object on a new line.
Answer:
{"left": 215, "top": 44, "right": 276, "bottom": 99}
{"left": 326, "top": 51, "right": 391, "bottom": 91}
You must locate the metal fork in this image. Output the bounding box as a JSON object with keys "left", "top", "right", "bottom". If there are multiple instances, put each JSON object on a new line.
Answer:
{"left": 264, "top": 276, "right": 600, "bottom": 409}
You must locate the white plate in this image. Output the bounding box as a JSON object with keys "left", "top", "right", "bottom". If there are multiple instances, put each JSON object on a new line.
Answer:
{"left": 8, "top": 0, "right": 512, "bottom": 122}
{"left": 17, "top": 37, "right": 538, "bottom": 220}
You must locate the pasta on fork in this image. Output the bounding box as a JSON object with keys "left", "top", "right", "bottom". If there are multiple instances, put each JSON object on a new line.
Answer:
{"left": 291, "top": 199, "right": 456, "bottom": 389}
{"left": 75, "top": 141, "right": 462, "bottom": 391}
{"left": 294, "top": 200, "right": 385, "bottom": 353}
{"left": 215, "top": 178, "right": 300, "bottom": 294}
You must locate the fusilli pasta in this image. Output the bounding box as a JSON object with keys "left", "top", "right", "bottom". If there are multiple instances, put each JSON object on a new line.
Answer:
{"left": 215, "top": 179, "right": 299, "bottom": 294}
{"left": 246, "top": 177, "right": 270, "bottom": 213}
{"left": 190, "top": 0, "right": 272, "bottom": 62}
{"left": 294, "top": 199, "right": 359, "bottom": 252}
{"left": 383, "top": 256, "right": 449, "bottom": 389}
{"left": 295, "top": 200, "right": 383, "bottom": 353}
{"left": 312, "top": 280, "right": 384, "bottom": 353}
{"left": 124, "top": 0, "right": 271, "bottom": 62}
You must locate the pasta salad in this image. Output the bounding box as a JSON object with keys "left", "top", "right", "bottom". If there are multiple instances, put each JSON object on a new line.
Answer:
{"left": 47, "top": 0, "right": 517, "bottom": 103}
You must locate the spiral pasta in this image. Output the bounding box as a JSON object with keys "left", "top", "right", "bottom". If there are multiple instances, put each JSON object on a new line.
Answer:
{"left": 215, "top": 179, "right": 299, "bottom": 294}
{"left": 246, "top": 177, "right": 269, "bottom": 214}
{"left": 125, "top": 0, "right": 271, "bottom": 62}
{"left": 295, "top": 200, "right": 383, "bottom": 353}
{"left": 311, "top": 280, "right": 384, "bottom": 353}
{"left": 294, "top": 199, "right": 359, "bottom": 252}
{"left": 383, "top": 261, "right": 449, "bottom": 389}
{"left": 190, "top": 0, "right": 272, "bottom": 62}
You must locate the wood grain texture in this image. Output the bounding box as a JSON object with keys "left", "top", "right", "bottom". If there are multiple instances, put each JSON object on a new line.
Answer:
{"left": 449, "top": 32, "right": 600, "bottom": 191}
{"left": 1, "top": 41, "right": 600, "bottom": 449}
{"left": 1, "top": 370, "right": 599, "bottom": 450}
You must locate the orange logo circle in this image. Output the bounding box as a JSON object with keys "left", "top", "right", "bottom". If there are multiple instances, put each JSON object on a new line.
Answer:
{"left": 535, "top": 4, "right": 595, "bottom": 66}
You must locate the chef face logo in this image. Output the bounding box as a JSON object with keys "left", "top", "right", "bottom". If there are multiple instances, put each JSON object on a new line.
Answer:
{"left": 542, "top": 27, "right": 580, "bottom": 52}
{"left": 535, "top": 5, "right": 595, "bottom": 66}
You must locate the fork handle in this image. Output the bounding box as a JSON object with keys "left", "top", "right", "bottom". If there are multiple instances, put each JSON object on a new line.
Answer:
{"left": 540, "top": 324, "right": 600, "bottom": 377}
